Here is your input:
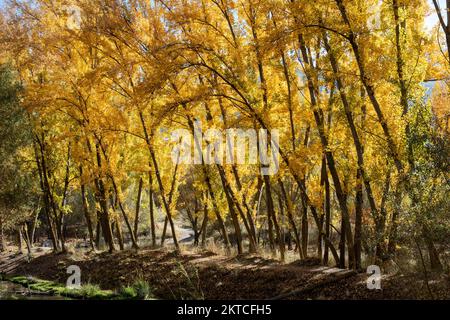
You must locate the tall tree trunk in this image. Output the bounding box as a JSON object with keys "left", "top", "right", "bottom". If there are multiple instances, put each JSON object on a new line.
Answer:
{"left": 134, "top": 177, "right": 143, "bottom": 241}
{"left": 201, "top": 99, "right": 252, "bottom": 253}
{"left": 138, "top": 111, "right": 179, "bottom": 252}
{"left": 323, "top": 33, "right": 380, "bottom": 255}
{"left": 423, "top": 225, "right": 443, "bottom": 271}
{"left": 40, "top": 140, "right": 64, "bottom": 252}
{"left": 354, "top": 168, "right": 363, "bottom": 270}
{"left": 95, "top": 139, "right": 139, "bottom": 250}
{"left": 187, "top": 207, "right": 200, "bottom": 246}
{"left": 185, "top": 114, "right": 231, "bottom": 251}
{"left": 278, "top": 180, "right": 302, "bottom": 259}
{"left": 148, "top": 171, "right": 156, "bottom": 247}
{"left": 22, "top": 224, "right": 32, "bottom": 258}
{"left": 301, "top": 194, "right": 309, "bottom": 259}
{"left": 215, "top": 99, "right": 258, "bottom": 252}
{"left": 159, "top": 150, "right": 180, "bottom": 247}
{"left": 161, "top": 217, "right": 168, "bottom": 246}
{"left": 249, "top": 12, "right": 281, "bottom": 258}
{"left": 33, "top": 136, "right": 59, "bottom": 252}
{"left": 297, "top": 34, "right": 355, "bottom": 268}
{"left": 376, "top": 168, "right": 391, "bottom": 261}
{"left": 217, "top": 168, "right": 243, "bottom": 255}
{"left": 95, "top": 214, "right": 101, "bottom": 248}
{"left": 276, "top": 192, "right": 286, "bottom": 262}
{"left": 94, "top": 142, "right": 115, "bottom": 253}
{"left": 339, "top": 216, "right": 346, "bottom": 268}
{"left": 201, "top": 166, "right": 231, "bottom": 250}
{"left": 201, "top": 202, "right": 208, "bottom": 246}
{"left": 115, "top": 217, "right": 125, "bottom": 251}
{"left": 79, "top": 166, "right": 96, "bottom": 251}
{"left": 17, "top": 228, "right": 23, "bottom": 254}
{"left": 57, "top": 143, "right": 71, "bottom": 253}
{"left": 323, "top": 158, "right": 331, "bottom": 265}
{"left": 0, "top": 216, "right": 5, "bottom": 252}
{"left": 28, "top": 208, "right": 39, "bottom": 247}
{"left": 387, "top": 186, "right": 402, "bottom": 256}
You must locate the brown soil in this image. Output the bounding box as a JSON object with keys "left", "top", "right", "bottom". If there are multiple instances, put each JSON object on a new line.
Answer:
{"left": 1, "top": 247, "right": 449, "bottom": 299}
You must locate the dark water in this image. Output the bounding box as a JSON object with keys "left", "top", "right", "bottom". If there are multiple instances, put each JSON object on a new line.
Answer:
{"left": 0, "top": 281, "right": 67, "bottom": 300}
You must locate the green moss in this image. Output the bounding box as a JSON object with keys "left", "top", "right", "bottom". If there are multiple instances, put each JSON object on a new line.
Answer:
{"left": 4, "top": 274, "right": 156, "bottom": 300}
{"left": 6, "top": 275, "right": 117, "bottom": 300}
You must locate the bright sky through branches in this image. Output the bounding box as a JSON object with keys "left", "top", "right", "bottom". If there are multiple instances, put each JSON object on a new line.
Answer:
{"left": 0, "top": 0, "right": 445, "bottom": 32}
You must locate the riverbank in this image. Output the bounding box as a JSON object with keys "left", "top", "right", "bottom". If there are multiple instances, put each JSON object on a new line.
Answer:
{"left": 1, "top": 247, "right": 449, "bottom": 299}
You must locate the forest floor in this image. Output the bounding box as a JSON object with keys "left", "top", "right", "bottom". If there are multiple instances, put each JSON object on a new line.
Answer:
{"left": 1, "top": 246, "right": 449, "bottom": 299}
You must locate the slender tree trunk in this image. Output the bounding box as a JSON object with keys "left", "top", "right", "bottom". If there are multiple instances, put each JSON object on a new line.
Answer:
{"left": 161, "top": 217, "right": 168, "bottom": 246}
{"left": 298, "top": 34, "right": 355, "bottom": 268}
{"left": 134, "top": 177, "right": 144, "bottom": 241}
{"left": 218, "top": 168, "right": 243, "bottom": 255}
{"left": 96, "top": 140, "right": 139, "bottom": 250}
{"left": 79, "top": 166, "right": 96, "bottom": 251}
{"left": 323, "top": 33, "right": 380, "bottom": 252}
{"left": 138, "top": 111, "right": 179, "bottom": 251}
{"left": 201, "top": 167, "right": 231, "bottom": 250}
{"left": 376, "top": 168, "right": 391, "bottom": 261}
{"left": 41, "top": 141, "right": 64, "bottom": 252}
{"left": 159, "top": 152, "right": 180, "bottom": 247}
{"left": 0, "top": 216, "right": 5, "bottom": 252}
{"left": 249, "top": 13, "right": 281, "bottom": 258}
{"left": 387, "top": 187, "right": 401, "bottom": 256}
{"left": 187, "top": 207, "right": 200, "bottom": 246}
{"left": 279, "top": 180, "right": 303, "bottom": 259}
{"left": 201, "top": 204, "right": 208, "bottom": 246}
{"left": 301, "top": 194, "right": 309, "bottom": 259}
{"left": 95, "top": 214, "right": 101, "bottom": 248}
{"left": 339, "top": 216, "right": 346, "bottom": 268}
{"left": 423, "top": 225, "right": 443, "bottom": 271}
{"left": 265, "top": 177, "right": 284, "bottom": 261}
{"left": 215, "top": 100, "right": 257, "bottom": 252}
{"left": 56, "top": 143, "right": 71, "bottom": 253}
{"left": 354, "top": 168, "right": 363, "bottom": 270}
{"left": 277, "top": 193, "right": 286, "bottom": 262}
{"left": 17, "top": 228, "right": 23, "bottom": 254}
{"left": 94, "top": 143, "right": 115, "bottom": 253}
{"left": 33, "top": 137, "right": 58, "bottom": 252}
{"left": 22, "top": 224, "right": 32, "bottom": 258}
{"left": 323, "top": 158, "right": 331, "bottom": 265}
{"left": 148, "top": 171, "right": 156, "bottom": 247}
{"left": 201, "top": 99, "right": 250, "bottom": 253}
{"left": 115, "top": 217, "right": 125, "bottom": 251}
{"left": 185, "top": 114, "right": 231, "bottom": 250}
{"left": 28, "top": 209, "right": 39, "bottom": 247}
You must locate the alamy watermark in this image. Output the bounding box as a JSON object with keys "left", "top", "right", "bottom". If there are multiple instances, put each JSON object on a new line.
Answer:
{"left": 366, "top": 265, "right": 382, "bottom": 290}
{"left": 169, "top": 120, "right": 280, "bottom": 175}
{"left": 66, "top": 265, "right": 81, "bottom": 289}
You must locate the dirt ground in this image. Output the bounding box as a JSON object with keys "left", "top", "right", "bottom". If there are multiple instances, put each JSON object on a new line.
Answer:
{"left": 1, "top": 247, "right": 449, "bottom": 299}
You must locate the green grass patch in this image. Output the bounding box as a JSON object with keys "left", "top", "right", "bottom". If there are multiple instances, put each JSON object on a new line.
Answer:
{"left": 5, "top": 275, "right": 117, "bottom": 300}
{"left": 3, "top": 274, "right": 156, "bottom": 300}
{"left": 118, "top": 279, "right": 153, "bottom": 299}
